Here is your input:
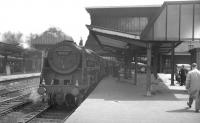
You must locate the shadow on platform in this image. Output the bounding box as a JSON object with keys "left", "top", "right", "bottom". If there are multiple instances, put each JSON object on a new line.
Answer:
{"left": 170, "top": 89, "right": 188, "bottom": 94}
{"left": 166, "top": 107, "right": 195, "bottom": 113}
{"left": 88, "top": 73, "right": 188, "bottom": 101}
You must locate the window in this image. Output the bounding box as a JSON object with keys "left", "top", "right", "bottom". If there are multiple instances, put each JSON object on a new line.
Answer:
{"left": 53, "top": 79, "right": 59, "bottom": 85}
{"left": 64, "top": 80, "right": 71, "bottom": 85}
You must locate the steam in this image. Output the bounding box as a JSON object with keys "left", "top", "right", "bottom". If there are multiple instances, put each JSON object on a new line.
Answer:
{"left": 20, "top": 42, "right": 30, "bottom": 49}
{"left": 28, "top": 88, "right": 42, "bottom": 103}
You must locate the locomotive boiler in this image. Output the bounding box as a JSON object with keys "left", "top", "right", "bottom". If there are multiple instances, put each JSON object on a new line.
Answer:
{"left": 38, "top": 39, "right": 113, "bottom": 108}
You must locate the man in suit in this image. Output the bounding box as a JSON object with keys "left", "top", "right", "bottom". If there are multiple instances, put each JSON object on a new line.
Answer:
{"left": 186, "top": 63, "right": 200, "bottom": 112}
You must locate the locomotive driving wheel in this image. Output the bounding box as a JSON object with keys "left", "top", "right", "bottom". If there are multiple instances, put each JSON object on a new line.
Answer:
{"left": 65, "top": 94, "right": 76, "bottom": 109}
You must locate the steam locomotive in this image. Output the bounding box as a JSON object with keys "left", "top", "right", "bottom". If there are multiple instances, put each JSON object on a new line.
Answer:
{"left": 38, "top": 39, "right": 115, "bottom": 108}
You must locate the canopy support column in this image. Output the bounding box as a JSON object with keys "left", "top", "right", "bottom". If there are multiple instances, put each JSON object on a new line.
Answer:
{"left": 22, "top": 54, "right": 26, "bottom": 73}
{"left": 128, "top": 62, "right": 132, "bottom": 78}
{"left": 124, "top": 60, "right": 128, "bottom": 79}
{"left": 159, "top": 54, "right": 163, "bottom": 72}
{"left": 4, "top": 55, "right": 10, "bottom": 75}
{"left": 171, "top": 42, "right": 175, "bottom": 86}
{"left": 153, "top": 52, "right": 158, "bottom": 79}
{"left": 134, "top": 53, "right": 138, "bottom": 85}
{"left": 146, "top": 43, "right": 152, "bottom": 96}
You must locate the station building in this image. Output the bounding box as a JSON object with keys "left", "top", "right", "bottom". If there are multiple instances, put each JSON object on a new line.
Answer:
{"left": 85, "top": 1, "right": 200, "bottom": 95}
{"left": 27, "top": 0, "right": 200, "bottom": 96}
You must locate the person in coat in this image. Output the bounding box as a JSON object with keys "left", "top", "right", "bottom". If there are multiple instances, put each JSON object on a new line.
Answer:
{"left": 186, "top": 63, "right": 200, "bottom": 112}
{"left": 179, "top": 65, "right": 187, "bottom": 86}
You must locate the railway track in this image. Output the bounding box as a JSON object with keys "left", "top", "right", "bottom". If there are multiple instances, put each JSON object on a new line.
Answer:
{"left": 0, "top": 102, "right": 49, "bottom": 123}
{"left": 29, "top": 107, "right": 75, "bottom": 123}
{"left": 0, "top": 94, "right": 31, "bottom": 117}
{"left": 14, "top": 103, "right": 49, "bottom": 123}
{"left": 0, "top": 83, "right": 40, "bottom": 117}
{"left": 1, "top": 102, "right": 74, "bottom": 123}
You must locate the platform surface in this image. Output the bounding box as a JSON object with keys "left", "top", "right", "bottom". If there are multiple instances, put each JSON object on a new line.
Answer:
{"left": 66, "top": 74, "right": 200, "bottom": 123}
{"left": 0, "top": 73, "right": 41, "bottom": 82}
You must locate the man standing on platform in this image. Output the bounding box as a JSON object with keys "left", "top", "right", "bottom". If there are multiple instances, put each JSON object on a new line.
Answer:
{"left": 179, "top": 65, "right": 187, "bottom": 86}
{"left": 186, "top": 63, "right": 200, "bottom": 112}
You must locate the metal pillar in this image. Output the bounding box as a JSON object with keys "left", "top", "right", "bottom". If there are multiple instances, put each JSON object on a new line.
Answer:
{"left": 146, "top": 43, "right": 152, "bottom": 96}
{"left": 153, "top": 53, "right": 158, "bottom": 79}
{"left": 171, "top": 42, "right": 175, "bottom": 86}
{"left": 159, "top": 54, "right": 163, "bottom": 72}
{"left": 22, "top": 54, "right": 26, "bottom": 73}
{"left": 3, "top": 55, "right": 9, "bottom": 75}
{"left": 124, "top": 55, "right": 128, "bottom": 79}
{"left": 124, "top": 63, "right": 127, "bottom": 79}
{"left": 134, "top": 53, "right": 138, "bottom": 85}
{"left": 128, "top": 62, "right": 132, "bottom": 78}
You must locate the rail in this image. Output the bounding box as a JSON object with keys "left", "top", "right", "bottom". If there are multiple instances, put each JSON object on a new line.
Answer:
{"left": 16, "top": 103, "right": 49, "bottom": 123}
{"left": 0, "top": 94, "right": 30, "bottom": 117}
{"left": 0, "top": 73, "right": 41, "bottom": 118}
{"left": 28, "top": 107, "right": 75, "bottom": 123}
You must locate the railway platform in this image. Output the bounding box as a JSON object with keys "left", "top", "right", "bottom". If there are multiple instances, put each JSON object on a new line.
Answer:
{"left": 0, "top": 73, "right": 40, "bottom": 82}
{"left": 66, "top": 73, "right": 200, "bottom": 123}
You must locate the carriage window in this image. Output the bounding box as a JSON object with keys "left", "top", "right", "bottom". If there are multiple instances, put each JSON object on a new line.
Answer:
{"left": 53, "top": 79, "right": 59, "bottom": 85}
{"left": 87, "top": 60, "right": 95, "bottom": 67}
{"left": 64, "top": 80, "right": 71, "bottom": 85}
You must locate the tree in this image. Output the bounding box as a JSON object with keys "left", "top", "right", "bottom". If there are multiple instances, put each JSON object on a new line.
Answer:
{"left": 2, "top": 31, "right": 23, "bottom": 45}
{"left": 26, "top": 33, "right": 38, "bottom": 43}
{"left": 44, "top": 27, "right": 73, "bottom": 41}
{"left": 28, "top": 33, "right": 38, "bottom": 41}
{"left": 30, "top": 27, "right": 73, "bottom": 46}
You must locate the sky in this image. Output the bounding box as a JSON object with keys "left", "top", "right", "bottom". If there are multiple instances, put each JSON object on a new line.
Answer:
{"left": 0, "top": 0, "right": 190, "bottom": 44}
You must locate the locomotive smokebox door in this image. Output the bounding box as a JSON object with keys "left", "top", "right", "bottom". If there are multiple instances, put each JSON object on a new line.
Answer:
{"left": 48, "top": 42, "right": 81, "bottom": 74}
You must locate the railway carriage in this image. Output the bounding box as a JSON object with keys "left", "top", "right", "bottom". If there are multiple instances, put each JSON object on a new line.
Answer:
{"left": 38, "top": 40, "right": 114, "bottom": 108}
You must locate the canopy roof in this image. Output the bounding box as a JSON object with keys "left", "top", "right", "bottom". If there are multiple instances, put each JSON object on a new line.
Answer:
{"left": 87, "top": 25, "right": 182, "bottom": 55}
{"left": 0, "top": 41, "right": 24, "bottom": 56}
{"left": 86, "top": 5, "right": 160, "bottom": 17}
{"left": 86, "top": 1, "right": 199, "bottom": 56}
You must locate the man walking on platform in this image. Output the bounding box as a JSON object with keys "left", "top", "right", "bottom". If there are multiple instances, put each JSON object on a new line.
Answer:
{"left": 186, "top": 63, "right": 200, "bottom": 112}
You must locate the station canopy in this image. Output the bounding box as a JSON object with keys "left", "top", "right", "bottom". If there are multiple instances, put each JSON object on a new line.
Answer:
{"left": 0, "top": 41, "right": 39, "bottom": 57}
{"left": 86, "top": 1, "right": 200, "bottom": 56}
{"left": 0, "top": 41, "right": 24, "bottom": 57}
